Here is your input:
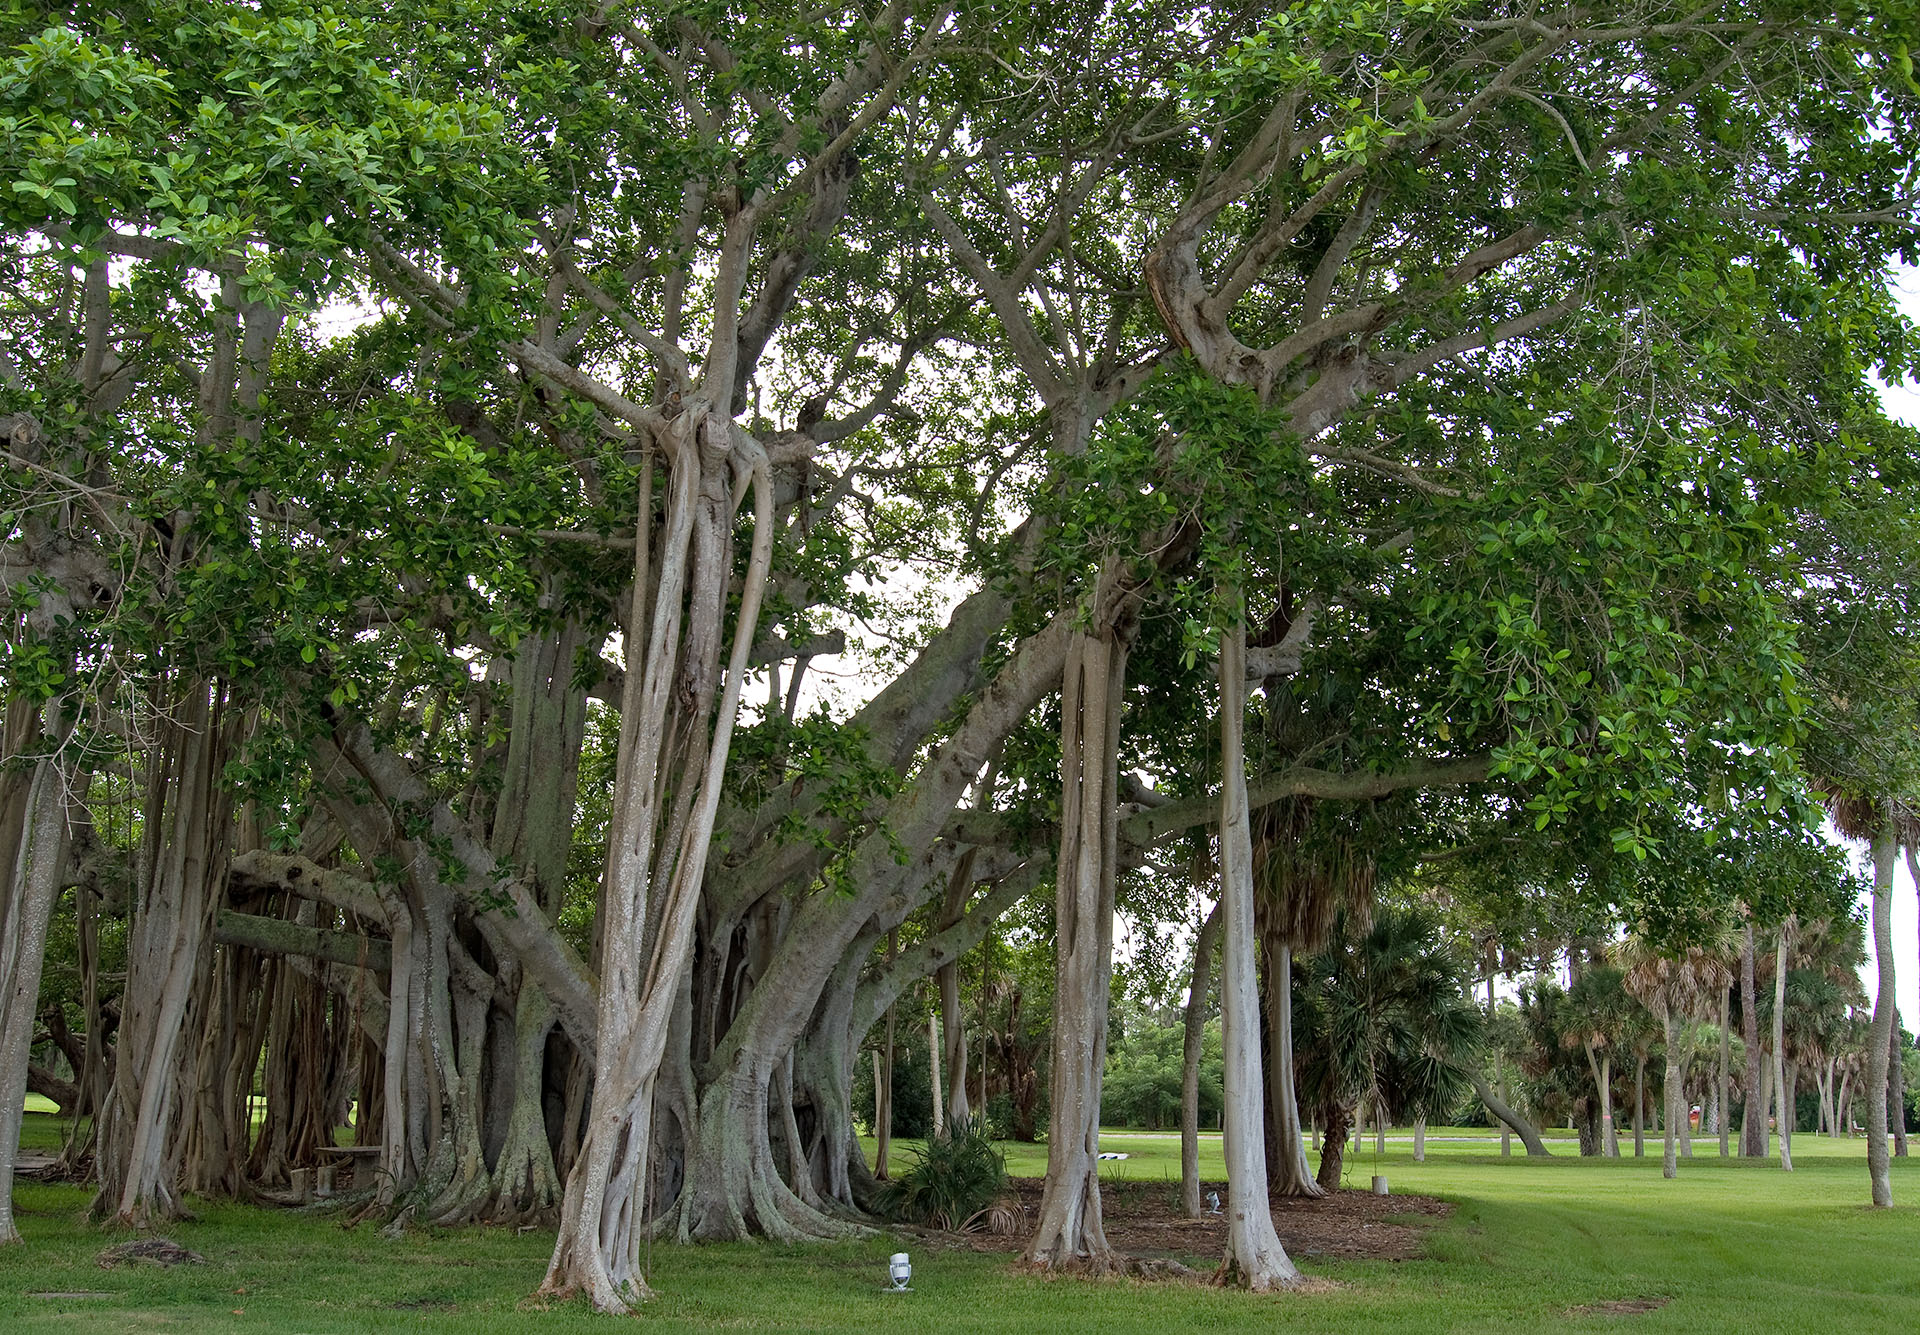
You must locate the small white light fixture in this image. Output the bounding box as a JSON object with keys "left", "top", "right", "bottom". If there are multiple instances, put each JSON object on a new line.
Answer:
{"left": 886, "top": 1252, "right": 912, "bottom": 1292}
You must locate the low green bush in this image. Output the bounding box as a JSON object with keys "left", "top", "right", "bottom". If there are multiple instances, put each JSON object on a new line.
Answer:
{"left": 876, "top": 1115, "right": 1007, "bottom": 1229}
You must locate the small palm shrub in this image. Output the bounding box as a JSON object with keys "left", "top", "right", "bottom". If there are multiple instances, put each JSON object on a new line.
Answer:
{"left": 877, "top": 1116, "right": 1007, "bottom": 1230}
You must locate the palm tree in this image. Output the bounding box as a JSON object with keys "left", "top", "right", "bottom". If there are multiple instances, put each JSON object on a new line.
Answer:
{"left": 1621, "top": 934, "right": 1736, "bottom": 1180}
{"left": 1293, "top": 905, "right": 1482, "bottom": 1191}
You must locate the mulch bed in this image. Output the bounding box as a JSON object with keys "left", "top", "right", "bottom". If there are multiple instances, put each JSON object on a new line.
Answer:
{"left": 941, "top": 1179, "right": 1450, "bottom": 1265}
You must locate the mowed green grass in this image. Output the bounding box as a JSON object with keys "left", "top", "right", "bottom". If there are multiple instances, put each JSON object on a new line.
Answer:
{"left": 6, "top": 1112, "right": 1920, "bottom": 1332}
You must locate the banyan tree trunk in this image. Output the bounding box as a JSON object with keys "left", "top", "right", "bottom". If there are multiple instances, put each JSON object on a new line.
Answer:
{"left": 539, "top": 424, "right": 774, "bottom": 1312}
{"left": 1026, "top": 630, "right": 1125, "bottom": 1272}
{"left": 0, "top": 698, "right": 74, "bottom": 1245}
{"left": 94, "top": 680, "right": 235, "bottom": 1227}
{"left": 1181, "top": 904, "right": 1222, "bottom": 1218}
{"left": 483, "top": 971, "right": 562, "bottom": 1223}
{"left": 1214, "top": 612, "right": 1298, "bottom": 1289}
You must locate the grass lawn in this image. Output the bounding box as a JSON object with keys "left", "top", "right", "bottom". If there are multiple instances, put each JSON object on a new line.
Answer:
{"left": 6, "top": 1112, "right": 1920, "bottom": 1332}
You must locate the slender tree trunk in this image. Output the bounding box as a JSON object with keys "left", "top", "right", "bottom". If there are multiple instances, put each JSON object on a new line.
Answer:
{"left": 1661, "top": 1014, "right": 1681, "bottom": 1180}
{"left": 936, "top": 860, "right": 972, "bottom": 1131}
{"left": 1782, "top": 1061, "right": 1798, "bottom": 1170}
{"left": 1414, "top": 1117, "right": 1426, "bottom": 1161}
{"left": 1718, "top": 990, "right": 1731, "bottom": 1158}
{"left": 1866, "top": 823, "right": 1896, "bottom": 1206}
{"left": 1181, "top": 904, "right": 1222, "bottom": 1218}
{"left": 1263, "top": 940, "right": 1322, "bottom": 1197}
{"left": 1836, "top": 1069, "right": 1853, "bottom": 1138}
{"left": 1889, "top": 1007, "right": 1908, "bottom": 1158}
{"left": 1633, "top": 1054, "right": 1646, "bottom": 1157}
{"left": 1774, "top": 925, "right": 1792, "bottom": 1172}
{"left": 0, "top": 706, "right": 73, "bottom": 1245}
{"left": 1741, "top": 922, "right": 1765, "bottom": 1157}
{"left": 1027, "top": 631, "right": 1126, "bottom": 1271}
{"left": 1584, "top": 1041, "right": 1617, "bottom": 1157}
{"left": 873, "top": 1047, "right": 890, "bottom": 1179}
{"left": 876, "top": 930, "right": 896, "bottom": 1180}
{"left": 1213, "top": 611, "right": 1298, "bottom": 1289}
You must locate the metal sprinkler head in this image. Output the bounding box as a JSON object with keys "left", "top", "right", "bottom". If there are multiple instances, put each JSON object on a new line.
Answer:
{"left": 885, "top": 1252, "right": 912, "bottom": 1292}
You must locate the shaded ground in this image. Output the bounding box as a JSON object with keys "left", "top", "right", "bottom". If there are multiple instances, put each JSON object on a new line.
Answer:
{"left": 945, "top": 1179, "right": 1450, "bottom": 1264}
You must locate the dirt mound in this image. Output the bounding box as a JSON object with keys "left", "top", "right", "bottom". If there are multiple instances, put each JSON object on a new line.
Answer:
{"left": 943, "top": 1179, "right": 1449, "bottom": 1264}
{"left": 97, "top": 1238, "right": 206, "bottom": 1269}
{"left": 1567, "top": 1297, "right": 1670, "bottom": 1316}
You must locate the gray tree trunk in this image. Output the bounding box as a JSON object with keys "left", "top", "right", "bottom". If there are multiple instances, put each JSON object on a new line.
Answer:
{"left": 1214, "top": 617, "right": 1298, "bottom": 1288}
{"left": 1774, "top": 926, "right": 1792, "bottom": 1172}
{"left": 1472, "top": 1073, "right": 1550, "bottom": 1155}
{"left": 1264, "top": 941, "right": 1323, "bottom": 1196}
{"left": 1027, "top": 632, "right": 1125, "bottom": 1271}
{"left": 1741, "top": 922, "right": 1766, "bottom": 1156}
{"left": 1661, "top": 1014, "right": 1681, "bottom": 1180}
{"left": 1728, "top": 991, "right": 1743, "bottom": 1160}
{"left": 94, "top": 681, "right": 234, "bottom": 1227}
{"left": 0, "top": 713, "right": 73, "bottom": 1245}
{"left": 1633, "top": 1054, "right": 1646, "bottom": 1157}
{"left": 1889, "top": 1007, "right": 1908, "bottom": 1158}
{"left": 1866, "top": 823, "right": 1896, "bottom": 1206}
{"left": 928, "top": 1006, "right": 944, "bottom": 1138}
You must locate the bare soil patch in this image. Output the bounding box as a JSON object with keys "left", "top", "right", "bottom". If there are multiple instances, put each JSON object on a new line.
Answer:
{"left": 943, "top": 1179, "right": 1450, "bottom": 1265}
{"left": 1566, "top": 1297, "right": 1671, "bottom": 1317}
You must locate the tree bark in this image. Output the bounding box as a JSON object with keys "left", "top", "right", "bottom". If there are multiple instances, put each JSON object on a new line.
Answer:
{"left": 1181, "top": 904, "right": 1222, "bottom": 1218}
{"left": 1214, "top": 613, "right": 1298, "bottom": 1289}
{"left": 1315, "top": 1102, "right": 1350, "bottom": 1191}
{"left": 1866, "top": 822, "right": 1895, "bottom": 1207}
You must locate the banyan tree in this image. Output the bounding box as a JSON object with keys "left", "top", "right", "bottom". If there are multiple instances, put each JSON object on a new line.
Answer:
{"left": 4, "top": 0, "right": 1920, "bottom": 1309}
